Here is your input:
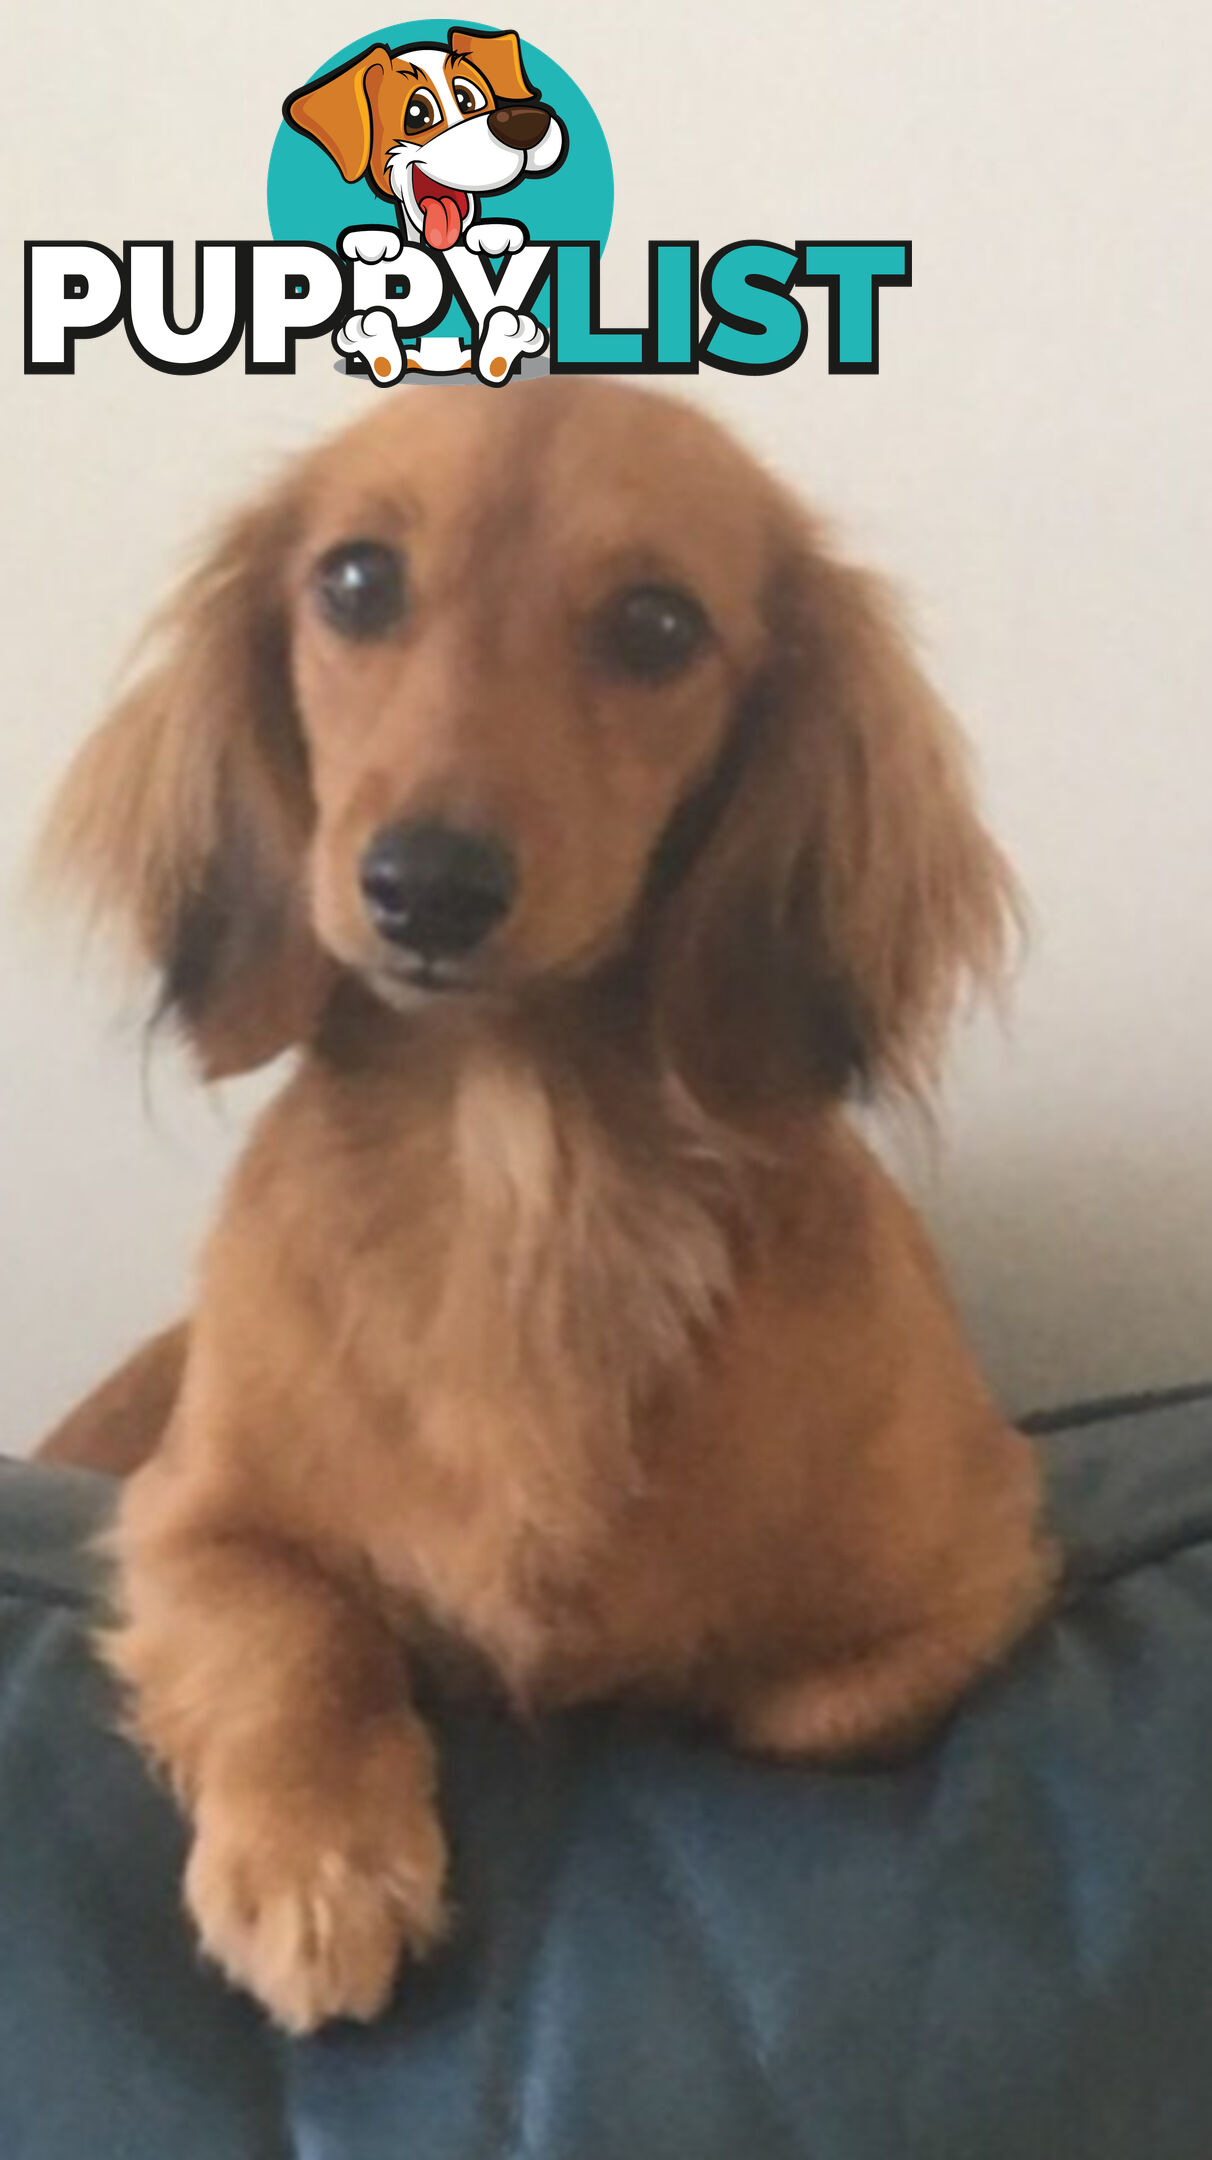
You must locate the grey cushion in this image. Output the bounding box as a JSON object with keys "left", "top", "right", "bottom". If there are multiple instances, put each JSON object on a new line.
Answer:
{"left": 2, "top": 1390, "right": 1212, "bottom": 2158}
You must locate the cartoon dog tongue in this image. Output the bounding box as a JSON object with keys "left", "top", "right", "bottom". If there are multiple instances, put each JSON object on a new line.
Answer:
{"left": 421, "top": 191, "right": 464, "bottom": 249}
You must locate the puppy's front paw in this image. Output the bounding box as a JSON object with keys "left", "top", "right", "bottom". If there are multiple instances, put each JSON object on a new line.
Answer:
{"left": 340, "top": 226, "right": 404, "bottom": 265}
{"left": 463, "top": 221, "right": 526, "bottom": 256}
{"left": 185, "top": 1720, "right": 447, "bottom": 2033}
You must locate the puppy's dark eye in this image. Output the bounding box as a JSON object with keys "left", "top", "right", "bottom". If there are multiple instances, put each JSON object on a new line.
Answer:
{"left": 452, "top": 77, "right": 488, "bottom": 116}
{"left": 590, "top": 584, "right": 711, "bottom": 682}
{"left": 314, "top": 540, "right": 407, "bottom": 639}
{"left": 404, "top": 91, "right": 440, "bottom": 133}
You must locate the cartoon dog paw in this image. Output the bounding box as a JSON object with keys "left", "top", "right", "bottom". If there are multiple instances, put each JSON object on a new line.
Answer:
{"left": 476, "top": 306, "right": 547, "bottom": 385}
{"left": 335, "top": 308, "right": 404, "bottom": 384}
{"left": 463, "top": 221, "right": 528, "bottom": 258}
{"left": 340, "top": 227, "right": 404, "bottom": 265}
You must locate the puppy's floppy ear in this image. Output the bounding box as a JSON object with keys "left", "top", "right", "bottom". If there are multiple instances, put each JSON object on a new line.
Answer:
{"left": 448, "top": 27, "right": 538, "bottom": 102}
{"left": 651, "top": 512, "right": 1018, "bottom": 1115}
{"left": 38, "top": 485, "right": 330, "bottom": 1080}
{"left": 284, "top": 44, "right": 392, "bottom": 184}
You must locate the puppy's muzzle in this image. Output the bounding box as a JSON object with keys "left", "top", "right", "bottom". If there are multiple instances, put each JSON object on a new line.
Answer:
{"left": 487, "top": 105, "right": 552, "bottom": 152}
{"left": 359, "top": 822, "right": 518, "bottom": 962}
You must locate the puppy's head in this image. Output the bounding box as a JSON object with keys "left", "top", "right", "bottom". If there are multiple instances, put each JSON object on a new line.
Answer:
{"left": 42, "top": 380, "right": 1014, "bottom": 1108}
{"left": 284, "top": 30, "right": 565, "bottom": 247}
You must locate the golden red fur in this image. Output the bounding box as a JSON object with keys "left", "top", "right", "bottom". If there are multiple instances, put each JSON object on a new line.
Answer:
{"left": 38, "top": 378, "right": 1053, "bottom": 2032}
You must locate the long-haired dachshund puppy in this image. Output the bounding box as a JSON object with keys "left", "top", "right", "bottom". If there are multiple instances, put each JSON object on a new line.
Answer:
{"left": 40, "top": 378, "right": 1054, "bottom": 2033}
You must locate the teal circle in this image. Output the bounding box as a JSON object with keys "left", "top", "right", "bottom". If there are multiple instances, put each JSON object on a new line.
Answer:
{"left": 266, "top": 21, "right": 612, "bottom": 343}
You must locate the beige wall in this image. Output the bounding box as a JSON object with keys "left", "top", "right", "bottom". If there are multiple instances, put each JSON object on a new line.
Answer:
{"left": 3, "top": 0, "right": 1210, "bottom": 1450}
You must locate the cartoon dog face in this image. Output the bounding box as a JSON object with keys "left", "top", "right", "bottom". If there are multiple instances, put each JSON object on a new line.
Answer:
{"left": 285, "top": 27, "right": 565, "bottom": 249}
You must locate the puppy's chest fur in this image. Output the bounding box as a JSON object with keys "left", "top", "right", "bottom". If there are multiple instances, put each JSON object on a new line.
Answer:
{"left": 268, "top": 1033, "right": 739, "bottom": 1686}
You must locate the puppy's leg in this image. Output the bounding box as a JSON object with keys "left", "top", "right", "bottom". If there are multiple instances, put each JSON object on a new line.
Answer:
{"left": 726, "top": 1511, "right": 1056, "bottom": 1765}
{"left": 727, "top": 1626, "right": 1011, "bottom": 1763}
{"left": 108, "top": 1466, "right": 446, "bottom": 2033}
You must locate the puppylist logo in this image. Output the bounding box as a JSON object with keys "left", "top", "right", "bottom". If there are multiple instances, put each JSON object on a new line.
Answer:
{"left": 24, "top": 19, "right": 911, "bottom": 385}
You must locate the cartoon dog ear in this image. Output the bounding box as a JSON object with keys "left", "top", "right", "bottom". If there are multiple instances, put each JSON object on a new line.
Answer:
{"left": 284, "top": 44, "right": 392, "bottom": 183}
{"left": 38, "top": 486, "right": 331, "bottom": 1080}
{"left": 448, "top": 26, "right": 539, "bottom": 103}
{"left": 651, "top": 514, "right": 1018, "bottom": 1116}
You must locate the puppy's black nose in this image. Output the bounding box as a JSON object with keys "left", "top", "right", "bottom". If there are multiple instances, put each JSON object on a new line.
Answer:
{"left": 359, "top": 822, "right": 517, "bottom": 960}
{"left": 487, "top": 104, "right": 551, "bottom": 152}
